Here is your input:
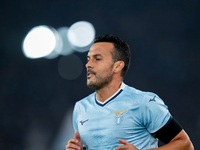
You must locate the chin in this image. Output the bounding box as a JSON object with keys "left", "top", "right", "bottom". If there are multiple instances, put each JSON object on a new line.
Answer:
{"left": 87, "top": 82, "right": 98, "bottom": 90}
{"left": 87, "top": 81, "right": 94, "bottom": 87}
{"left": 87, "top": 81, "right": 93, "bottom": 87}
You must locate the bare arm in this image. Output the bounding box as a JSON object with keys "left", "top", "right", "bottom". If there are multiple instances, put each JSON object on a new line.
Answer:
{"left": 150, "top": 129, "right": 194, "bottom": 150}
{"left": 114, "top": 130, "right": 193, "bottom": 150}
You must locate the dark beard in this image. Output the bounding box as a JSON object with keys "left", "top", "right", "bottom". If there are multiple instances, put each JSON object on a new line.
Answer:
{"left": 86, "top": 63, "right": 114, "bottom": 90}
{"left": 87, "top": 74, "right": 113, "bottom": 91}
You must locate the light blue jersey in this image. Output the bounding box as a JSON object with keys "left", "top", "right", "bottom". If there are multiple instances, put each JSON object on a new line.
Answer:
{"left": 73, "top": 83, "right": 171, "bottom": 150}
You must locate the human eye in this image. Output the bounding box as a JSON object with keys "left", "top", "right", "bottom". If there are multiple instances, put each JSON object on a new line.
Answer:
{"left": 86, "top": 56, "right": 90, "bottom": 62}
{"left": 95, "top": 56, "right": 102, "bottom": 61}
{"left": 96, "top": 58, "right": 101, "bottom": 60}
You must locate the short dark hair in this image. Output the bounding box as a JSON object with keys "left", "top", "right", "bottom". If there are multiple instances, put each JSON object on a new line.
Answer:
{"left": 94, "top": 35, "right": 131, "bottom": 78}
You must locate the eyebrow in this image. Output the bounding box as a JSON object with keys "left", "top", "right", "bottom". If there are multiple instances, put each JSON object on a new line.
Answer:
{"left": 87, "top": 54, "right": 103, "bottom": 59}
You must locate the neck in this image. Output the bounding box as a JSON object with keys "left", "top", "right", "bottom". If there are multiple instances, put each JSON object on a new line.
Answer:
{"left": 95, "top": 79, "right": 122, "bottom": 102}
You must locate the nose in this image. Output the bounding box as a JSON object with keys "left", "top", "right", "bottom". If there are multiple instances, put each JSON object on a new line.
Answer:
{"left": 86, "top": 59, "right": 93, "bottom": 69}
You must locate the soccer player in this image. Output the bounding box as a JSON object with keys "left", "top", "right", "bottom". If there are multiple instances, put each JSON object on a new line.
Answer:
{"left": 65, "top": 35, "right": 194, "bottom": 150}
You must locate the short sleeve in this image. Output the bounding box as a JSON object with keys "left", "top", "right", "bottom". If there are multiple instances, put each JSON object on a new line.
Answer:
{"left": 140, "top": 93, "right": 171, "bottom": 133}
{"left": 72, "top": 102, "right": 86, "bottom": 147}
{"left": 72, "top": 102, "right": 79, "bottom": 132}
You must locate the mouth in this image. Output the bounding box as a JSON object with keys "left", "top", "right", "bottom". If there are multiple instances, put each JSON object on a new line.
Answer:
{"left": 87, "top": 72, "right": 93, "bottom": 78}
{"left": 87, "top": 69, "right": 95, "bottom": 78}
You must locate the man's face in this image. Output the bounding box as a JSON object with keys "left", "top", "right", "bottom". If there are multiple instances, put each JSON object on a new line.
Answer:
{"left": 86, "top": 42, "right": 115, "bottom": 90}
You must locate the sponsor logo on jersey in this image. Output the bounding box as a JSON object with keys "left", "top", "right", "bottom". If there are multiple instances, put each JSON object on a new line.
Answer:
{"left": 111, "top": 109, "right": 129, "bottom": 124}
{"left": 149, "top": 95, "right": 156, "bottom": 102}
{"left": 80, "top": 119, "right": 89, "bottom": 125}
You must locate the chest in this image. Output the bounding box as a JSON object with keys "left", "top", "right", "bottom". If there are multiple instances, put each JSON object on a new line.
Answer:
{"left": 78, "top": 106, "right": 139, "bottom": 130}
{"left": 76, "top": 103, "right": 147, "bottom": 147}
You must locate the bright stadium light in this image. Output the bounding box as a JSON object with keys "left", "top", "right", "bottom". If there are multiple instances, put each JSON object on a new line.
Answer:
{"left": 56, "top": 27, "right": 74, "bottom": 56}
{"left": 67, "top": 21, "right": 95, "bottom": 52}
{"left": 22, "top": 25, "right": 58, "bottom": 59}
{"left": 45, "top": 27, "right": 64, "bottom": 59}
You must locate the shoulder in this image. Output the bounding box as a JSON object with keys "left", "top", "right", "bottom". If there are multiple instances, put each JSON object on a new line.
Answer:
{"left": 73, "top": 92, "right": 95, "bottom": 117}
{"left": 74, "top": 92, "right": 95, "bottom": 108}
{"left": 123, "top": 84, "right": 162, "bottom": 103}
{"left": 122, "top": 84, "right": 145, "bottom": 100}
{"left": 123, "top": 84, "right": 167, "bottom": 109}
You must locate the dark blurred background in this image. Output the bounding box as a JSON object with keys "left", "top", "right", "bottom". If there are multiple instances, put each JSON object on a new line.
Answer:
{"left": 0, "top": 0, "right": 199, "bottom": 150}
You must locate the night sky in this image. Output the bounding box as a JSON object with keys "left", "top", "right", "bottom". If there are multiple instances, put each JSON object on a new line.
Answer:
{"left": 0, "top": 1, "right": 199, "bottom": 150}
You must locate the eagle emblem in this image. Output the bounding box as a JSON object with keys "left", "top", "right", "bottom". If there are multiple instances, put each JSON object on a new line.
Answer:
{"left": 111, "top": 109, "right": 129, "bottom": 124}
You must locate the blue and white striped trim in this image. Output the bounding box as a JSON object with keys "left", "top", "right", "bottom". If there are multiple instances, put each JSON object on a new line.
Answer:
{"left": 95, "top": 82, "right": 126, "bottom": 106}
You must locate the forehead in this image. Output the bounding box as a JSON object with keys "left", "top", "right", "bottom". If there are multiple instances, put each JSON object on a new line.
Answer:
{"left": 87, "top": 42, "right": 115, "bottom": 57}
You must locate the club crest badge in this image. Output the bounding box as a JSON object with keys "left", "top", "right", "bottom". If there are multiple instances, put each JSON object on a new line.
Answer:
{"left": 111, "top": 109, "right": 129, "bottom": 124}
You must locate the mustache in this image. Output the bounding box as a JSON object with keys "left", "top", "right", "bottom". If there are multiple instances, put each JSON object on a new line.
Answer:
{"left": 87, "top": 69, "right": 96, "bottom": 74}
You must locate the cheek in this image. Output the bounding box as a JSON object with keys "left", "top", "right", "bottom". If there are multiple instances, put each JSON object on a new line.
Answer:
{"left": 102, "top": 67, "right": 114, "bottom": 76}
{"left": 95, "top": 61, "right": 114, "bottom": 75}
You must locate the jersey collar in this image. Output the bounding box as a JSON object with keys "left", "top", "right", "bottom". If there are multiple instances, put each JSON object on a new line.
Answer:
{"left": 95, "top": 82, "right": 126, "bottom": 106}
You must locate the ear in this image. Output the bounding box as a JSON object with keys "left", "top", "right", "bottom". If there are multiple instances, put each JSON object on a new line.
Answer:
{"left": 113, "top": 61, "right": 124, "bottom": 74}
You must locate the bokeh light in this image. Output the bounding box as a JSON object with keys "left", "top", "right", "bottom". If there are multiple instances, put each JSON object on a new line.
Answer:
{"left": 67, "top": 21, "right": 95, "bottom": 52}
{"left": 22, "top": 21, "right": 95, "bottom": 59}
{"left": 45, "top": 28, "right": 63, "bottom": 59}
{"left": 58, "top": 54, "right": 83, "bottom": 80}
{"left": 56, "top": 27, "right": 74, "bottom": 56}
{"left": 22, "top": 25, "right": 58, "bottom": 59}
